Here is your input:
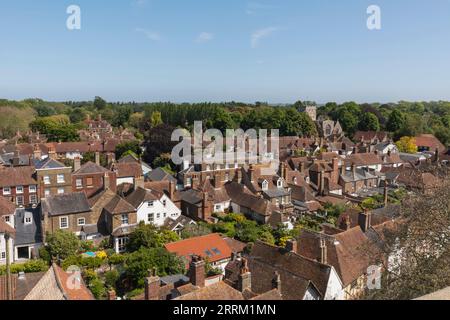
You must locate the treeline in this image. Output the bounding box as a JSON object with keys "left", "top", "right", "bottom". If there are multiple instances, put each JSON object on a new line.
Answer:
{"left": 1, "top": 97, "right": 449, "bottom": 147}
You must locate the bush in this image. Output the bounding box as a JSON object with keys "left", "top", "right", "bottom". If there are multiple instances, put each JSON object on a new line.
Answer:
{"left": 39, "top": 247, "right": 51, "bottom": 263}
{"left": 89, "top": 278, "right": 106, "bottom": 300}
{"left": 46, "top": 230, "right": 80, "bottom": 260}
{"left": 104, "top": 270, "right": 120, "bottom": 289}
{"left": 0, "top": 260, "right": 48, "bottom": 275}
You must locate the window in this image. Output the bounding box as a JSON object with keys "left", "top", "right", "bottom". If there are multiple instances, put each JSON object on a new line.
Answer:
{"left": 262, "top": 180, "right": 269, "bottom": 191}
{"left": 43, "top": 176, "right": 51, "bottom": 185}
{"left": 77, "top": 218, "right": 86, "bottom": 226}
{"left": 16, "top": 186, "right": 24, "bottom": 194}
{"left": 29, "top": 185, "right": 37, "bottom": 193}
{"left": 163, "top": 213, "right": 167, "bottom": 218}
{"left": 16, "top": 196, "right": 24, "bottom": 206}
{"left": 148, "top": 213, "right": 154, "bottom": 223}
{"left": 57, "top": 188, "right": 65, "bottom": 195}
{"left": 57, "top": 174, "right": 65, "bottom": 184}
{"left": 1, "top": 252, "right": 5, "bottom": 260}
{"left": 30, "top": 195, "right": 37, "bottom": 204}
{"left": 215, "top": 205, "right": 221, "bottom": 211}
{"left": 44, "top": 189, "right": 51, "bottom": 197}
{"left": 148, "top": 201, "right": 154, "bottom": 207}
{"left": 212, "top": 248, "right": 221, "bottom": 255}
{"left": 293, "top": 177, "right": 298, "bottom": 185}
{"left": 157, "top": 213, "right": 161, "bottom": 219}
{"left": 86, "top": 177, "right": 93, "bottom": 187}
{"left": 76, "top": 179, "right": 83, "bottom": 189}
{"left": 121, "top": 214, "right": 129, "bottom": 225}
{"left": 2, "top": 187, "right": 11, "bottom": 195}
{"left": 162, "top": 200, "right": 167, "bottom": 207}
{"left": 5, "top": 216, "right": 10, "bottom": 223}
{"left": 25, "top": 215, "right": 32, "bottom": 225}
{"left": 277, "top": 179, "right": 283, "bottom": 188}
{"left": 118, "top": 237, "right": 128, "bottom": 253}
{"left": 60, "top": 217, "right": 69, "bottom": 229}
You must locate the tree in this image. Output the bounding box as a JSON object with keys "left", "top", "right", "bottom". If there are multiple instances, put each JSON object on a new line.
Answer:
{"left": 143, "top": 124, "right": 178, "bottom": 166}
{"left": 386, "top": 109, "right": 405, "bottom": 132}
{"left": 93, "top": 96, "right": 107, "bottom": 110}
{"left": 150, "top": 111, "right": 163, "bottom": 128}
{"left": 358, "top": 113, "right": 380, "bottom": 131}
{"left": 365, "top": 178, "right": 450, "bottom": 300}
{"left": 115, "top": 140, "right": 142, "bottom": 160}
{"left": 126, "top": 223, "right": 180, "bottom": 252}
{"left": 112, "top": 106, "right": 132, "bottom": 127}
{"left": 396, "top": 137, "right": 418, "bottom": 154}
{"left": 125, "top": 247, "right": 185, "bottom": 287}
{"left": 46, "top": 230, "right": 80, "bottom": 260}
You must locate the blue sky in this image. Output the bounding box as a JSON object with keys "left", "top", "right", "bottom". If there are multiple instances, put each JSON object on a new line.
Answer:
{"left": 1, "top": 0, "right": 450, "bottom": 103}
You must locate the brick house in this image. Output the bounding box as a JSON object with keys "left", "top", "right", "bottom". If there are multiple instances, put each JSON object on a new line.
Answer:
{"left": 34, "top": 157, "right": 72, "bottom": 199}
{"left": 338, "top": 165, "right": 379, "bottom": 195}
{"left": 0, "top": 166, "right": 39, "bottom": 208}
{"left": 41, "top": 192, "right": 94, "bottom": 239}
{"left": 72, "top": 159, "right": 117, "bottom": 197}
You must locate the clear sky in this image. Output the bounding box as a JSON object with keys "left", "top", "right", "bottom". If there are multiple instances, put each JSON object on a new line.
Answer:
{"left": 1, "top": 0, "right": 450, "bottom": 103}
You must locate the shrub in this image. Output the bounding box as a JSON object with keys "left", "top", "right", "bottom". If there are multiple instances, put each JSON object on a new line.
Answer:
{"left": 89, "top": 278, "right": 106, "bottom": 300}
{"left": 104, "top": 270, "right": 120, "bottom": 289}
{"left": 0, "top": 260, "right": 48, "bottom": 275}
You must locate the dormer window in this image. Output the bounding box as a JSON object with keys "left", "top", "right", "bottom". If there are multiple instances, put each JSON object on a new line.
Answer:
{"left": 262, "top": 180, "right": 269, "bottom": 191}
{"left": 277, "top": 179, "right": 283, "bottom": 188}
{"left": 148, "top": 201, "right": 154, "bottom": 207}
{"left": 24, "top": 212, "right": 33, "bottom": 225}
{"left": 293, "top": 177, "right": 298, "bottom": 185}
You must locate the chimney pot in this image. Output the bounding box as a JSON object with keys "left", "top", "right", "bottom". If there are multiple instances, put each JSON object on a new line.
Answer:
{"left": 285, "top": 239, "right": 298, "bottom": 253}
{"left": 189, "top": 255, "right": 205, "bottom": 288}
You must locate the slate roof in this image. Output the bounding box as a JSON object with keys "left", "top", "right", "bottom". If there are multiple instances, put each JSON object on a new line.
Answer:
{"left": 33, "top": 158, "right": 67, "bottom": 170}
{"left": 73, "top": 161, "right": 109, "bottom": 175}
{"left": 163, "top": 215, "right": 196, "bottom": 230}
{"left": 42, "top": 192, "right": 91, "bottom": 217}
{"left": 14, "top": 207, "right": 43, "bottom": 246}
{"left": 340, "top": 168, "right": 378, "bottom": 183}
{"left": 147, "top": 167, "right": 177, "bottom": 183}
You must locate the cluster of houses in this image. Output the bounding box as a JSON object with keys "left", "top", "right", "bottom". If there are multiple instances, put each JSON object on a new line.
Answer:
{"left": 1, "top": 110, "right": 449, "bottom": 300}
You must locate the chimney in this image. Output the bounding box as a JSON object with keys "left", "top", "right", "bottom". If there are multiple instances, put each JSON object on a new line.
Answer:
{"left": 279, "top": 162, "right": 287, "bottom": 180}
{"left": 299, "top": 161, "right": 305, "bottom": 174}
{"left": 320, "top": 238, "right": 328, "bottom": 265}
{"left": 340, "top": 163, "right": 346, "bottom": 176}
{"left": 202, "top": 192, "right": 210, "bottom": 221}
{"left": 107, "top": 289, "right": 117, "bottom": 300}
{"left": 48, "top": 146, "right": 57, "bottom": 160}
{"left": 340, "top": 215, "right": 351, "bottom": 231}
{"left": 95, "top": 152, "right": 100, "bottom": 166}
{"left": 74, "top": 157, "right": 81, "bottom": 172}
{"left": 98, "top": 114, "right": 102, "bottom": 121}
{"left": 272, "top": 272, "right": 281, "bottom": 291}
{"left": 383, "top": 183, "right": 388, "bottom": 207}
{"left": 351, "top": 163, "right": 357, "bottom": 178}
{"left": 107, "top": 152, "right": 116, "bottom": 165}
{"left": 248, "top": 164, "right": 255, "bottom": 182}
{"left": 144, "top": 269, "right": 160, "bottom": 300}
{"left": 13, "top": 150, "right": 20, "bottom": 166}
{"left": 319, "top": 171, "right": 325, "bottom": 195}
{"left": 33, "top": 144, "right": 42, "bottom": 160}
{"left": 331, "top": 158, "right": 339, "bottom": 183}
{"left": 237, "top": 258, "right": 251, "bottom": 292}
{"left": 434, "top": 148, "right": 440, "bottom": 163}
{"left": 168, "top": 180, "right": 175, "bottom": 199}
{"left": 189, "top": 255, "right": 205, "bottom": 288}
{"left": 285, "top": 239, "right": 298, "bottom": 253}
{"left": 358, "top": 210, "right": 372, "bottom": 233}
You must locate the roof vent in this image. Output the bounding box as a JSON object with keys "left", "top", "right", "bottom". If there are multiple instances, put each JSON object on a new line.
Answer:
{"left": 18, "top": 271, "right": 26, "bottom": 280}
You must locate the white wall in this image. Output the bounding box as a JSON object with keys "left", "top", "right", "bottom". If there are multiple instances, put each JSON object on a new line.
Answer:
{"left": 116, "top": 177, "right": 134, "bottom": 186}
{"left": 0, "top": 233, "right": 14, "bottom": 265}
{"left": 136, "top": 194, "right": 181, "bottom": 227}
{"left": 324, "top": 266, "right": 345, "bottom": 300}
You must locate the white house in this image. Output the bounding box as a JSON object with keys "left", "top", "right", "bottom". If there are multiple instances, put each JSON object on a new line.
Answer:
{"left": 0, "top": 197, "right": 16, "bottom": 265}
{"left": 125, "top": 187, "right": 181, "bottom": 227}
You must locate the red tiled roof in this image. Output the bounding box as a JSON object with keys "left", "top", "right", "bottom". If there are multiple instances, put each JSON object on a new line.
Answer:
{"left": 0, "top": 197, "right": 16, "bottom": 216}
{"left": 0, "top": 166, "right": 37, "bottom": 188}
{"left": 414, "top": 134, "right": 446, "bottom": 153}
{"left": 53, "top": 264, "right": 94, "bottom": 300}
{"left": 165, "top": 233, "right": 232, "bottom": 265}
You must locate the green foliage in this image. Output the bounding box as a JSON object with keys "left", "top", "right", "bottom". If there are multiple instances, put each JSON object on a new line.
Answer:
{"left": 0, "top": 260, "right": 49, "bottom": 275}
{"left": 30, "top": 115, "right": 79, "bottom": 142}
{"left": 104, "top": 270, "right": 120, "bottom": 289}
{"left": 89, "top": 277, "right": 106, "bottom": 300}
{"left": 115, "top": 140, "right": 142, "bottom": 160}
{"left": 93, "top": 96, "right": 107, "bottom": 110}
{"left": 124, "top": 247, "right": 186, "bottom": 288}
{"left": 180, "top": 223, "right": 212, "bottom": 239}
{"left": 387, "top": 109, "right": 405, "bottom": 132}
{"left": 46, "top": 230, "right": 80, "bottom": 260}
{"left": 358, "top": 112, "right": 380, "bottom": 131}
{"left": 38, "top": 246, "right": 51, "bottom": 263}
{"left": 126, "top": 223, "right": 180, "bottom": 252}
{"left": 150, "top": 111, "right": 163, "bottom": 128}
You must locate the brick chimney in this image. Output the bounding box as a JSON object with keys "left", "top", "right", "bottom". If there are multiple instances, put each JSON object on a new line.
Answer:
{"left": 237, "top": 258, "right": 251, "bottom": 292}
{"left": 285, "top": 239, "right": 298, "bottom": 253}
{"left": 168, "top": 180, "right": 175, "bottom": 199}
{"left": 144, "top": 269, "right": 160, "bottom": 300}
{"left": 33, "top": 144, "right": 42, "bottom": 160}
{"left": 331, "top": 158, "right": 339, "bottom": 183}
{"left": 95, "top": 152, "right": 100, "bottom": 166}
{"left": 351, "top": 163, "right": 357, "bottom": 178}
{"left": 299, "top": 161, "right": 305, "bottom": 174}
{"left": 13, "top": 150, "right": 20, "bottom": 166}
{"left": 358, "top": 210, "right": 372, "bottom": 233}
{"left": 107, "top": 289, "right": 117, "bottom": 300}
{"left": 248, "top": 164, "right": 255, "bottom": 182}
{"left": 48, "top": 145, "right": 57, "bottom": 160}
{"left": 189, "top": 255, "right": 205, "bottom": 288}
{"left": 74, "top": 157, "right": 81, "bottom": 172}
{"left": 319, "top": 171, "right": 325, "bottom": 196}
{"left": 320, "top": 238, "right": 328, "bottom": 265}
{"left": 279, "top": 162, "right": 287, "bottom": 180}
{"left": 340, "top": 215, "right": 351, "bottom": 231}
{"left": 202, "top": 192, "right": 210, "bottom": 221}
